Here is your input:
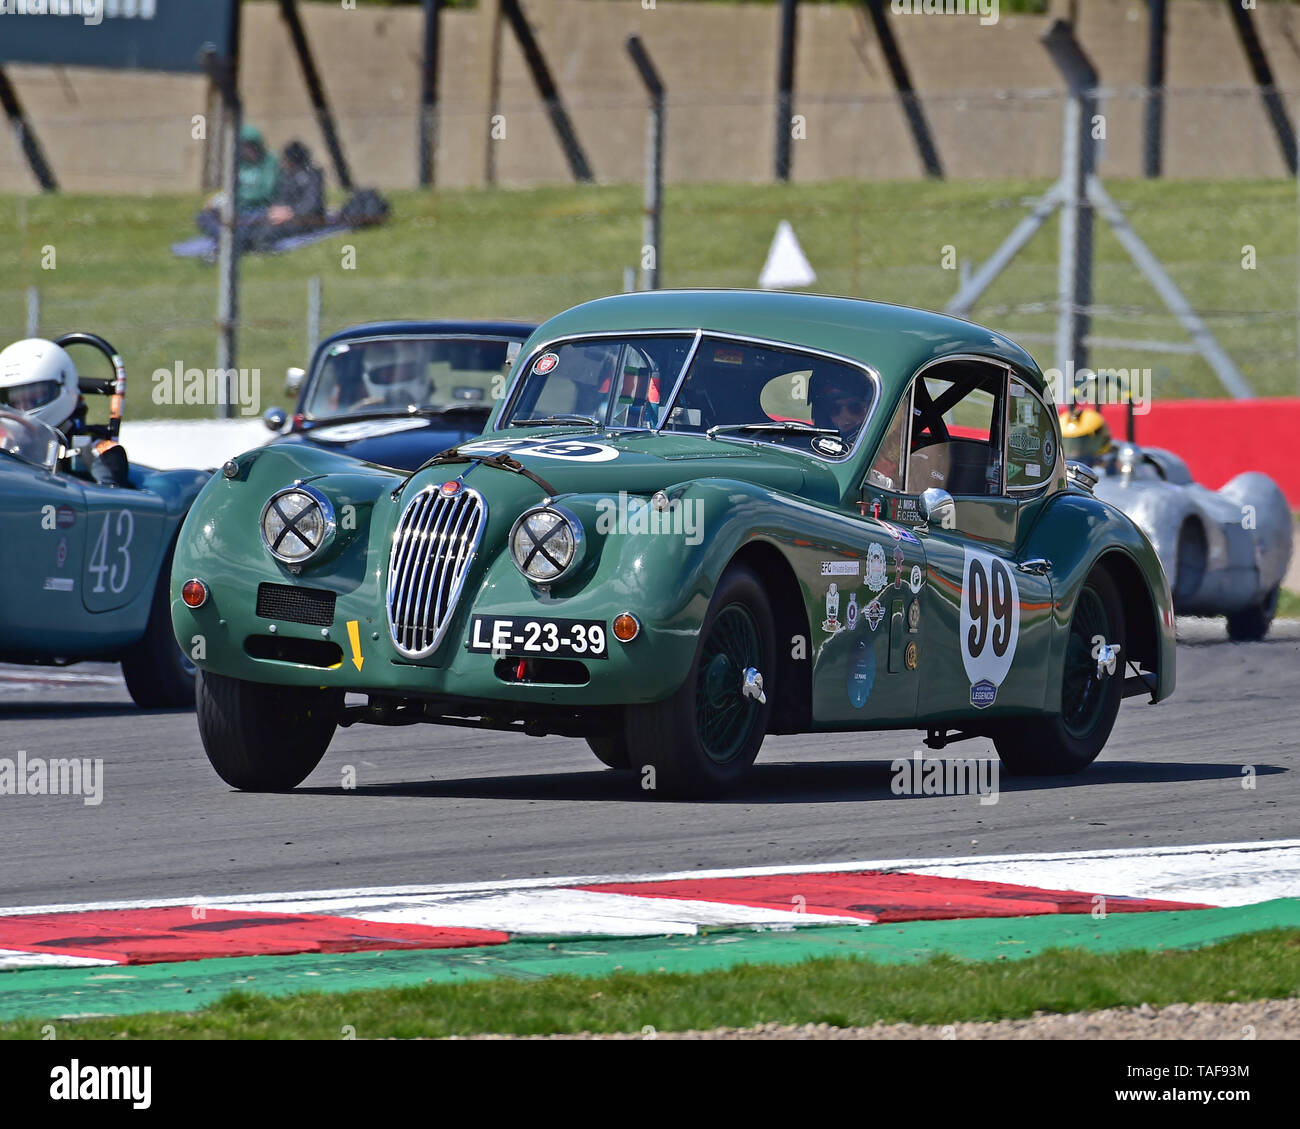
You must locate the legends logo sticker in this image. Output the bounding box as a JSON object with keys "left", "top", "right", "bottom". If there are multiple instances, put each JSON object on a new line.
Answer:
{"left": 970, "top": 678, "right": 997, "bottom": 708}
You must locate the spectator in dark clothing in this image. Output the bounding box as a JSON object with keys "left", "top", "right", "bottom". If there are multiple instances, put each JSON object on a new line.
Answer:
{"left": 266, "top": 140, "right": 326, "bottom": 238}
{"left": 194, "top": 124, "right": 281, "bottom": 247}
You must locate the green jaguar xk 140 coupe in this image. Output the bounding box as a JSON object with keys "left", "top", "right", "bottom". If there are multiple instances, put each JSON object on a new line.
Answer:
{"left": 172, "top": 291, "right": 1175, "bottom": 797}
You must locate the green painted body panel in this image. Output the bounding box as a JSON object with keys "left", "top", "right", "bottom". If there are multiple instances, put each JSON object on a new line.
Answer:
{"left": 0, "top": 459, "right": 208, "bottom": 661}
{"left": 172, "top": 291, "right": 1173, "bottom": 731}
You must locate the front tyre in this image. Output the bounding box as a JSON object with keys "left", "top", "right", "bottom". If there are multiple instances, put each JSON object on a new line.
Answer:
{"left": 994, "top": 567, "right": 1126, "bottom": 776}
{"left": 1226, "top": 586, "right": 1278, "bottom": 642}
{"left": 586, "top": 734, "right": 632, "bottom": 771}
{"left": 121, "top": 554, "right": 197, "bottom": 709}
{"left": 196, "top": 670, "right": 341, "bottom": 790}
{"left": 623, "top": 564, "right": 774, "bottom": 798}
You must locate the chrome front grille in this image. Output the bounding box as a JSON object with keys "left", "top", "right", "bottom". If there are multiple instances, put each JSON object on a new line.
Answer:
{"left": 386, "top": 486, "right": 486, "bottom": 659}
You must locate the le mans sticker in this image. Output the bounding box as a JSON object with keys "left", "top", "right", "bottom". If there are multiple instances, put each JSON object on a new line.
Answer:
{"left": 959, "top": 546, "right": 1021, "bottom": 708}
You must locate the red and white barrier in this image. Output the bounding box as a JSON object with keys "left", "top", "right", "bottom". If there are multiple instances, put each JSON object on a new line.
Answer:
{"left": 1098, "top": 398, "right": 1300, "bottom": 507}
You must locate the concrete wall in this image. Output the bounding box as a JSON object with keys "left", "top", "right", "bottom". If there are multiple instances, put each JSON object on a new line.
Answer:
{"left": 3, "top": 0, "right": 1300, "bottom": 194}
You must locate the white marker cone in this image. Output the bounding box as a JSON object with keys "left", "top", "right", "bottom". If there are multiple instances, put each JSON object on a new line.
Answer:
{"left": 759, "top": 220, "right": 817, "bottom": 289}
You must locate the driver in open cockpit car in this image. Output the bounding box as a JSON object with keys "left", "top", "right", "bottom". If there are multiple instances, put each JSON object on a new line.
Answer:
{"left": 0, "top": 338, "right": 130, "bottom": 486}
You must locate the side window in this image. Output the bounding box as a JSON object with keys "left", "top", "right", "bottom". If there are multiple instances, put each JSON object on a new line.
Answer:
{"left": 866, "top": 386, "right": 910, "bottom": 492}
{"left": 905, "top": 364, "right": 1006, "bottom": 496}
{"left": 1006, "top": 377, "right": 1058, "bottom": 491}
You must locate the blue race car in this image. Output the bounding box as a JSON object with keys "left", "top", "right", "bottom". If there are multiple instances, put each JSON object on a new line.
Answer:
{"left": 0, "top": 333, "right": 208, "bottom": 707}
{"left": 260, "top": 321, "right": 537, "bottom": 471}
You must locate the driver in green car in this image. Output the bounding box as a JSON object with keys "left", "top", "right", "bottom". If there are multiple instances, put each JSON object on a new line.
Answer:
{"left": 0, "top": 338, "right": 130, "bottom": 487}
{"left": 810, "top": 367, "right": 871, "bottom": 446}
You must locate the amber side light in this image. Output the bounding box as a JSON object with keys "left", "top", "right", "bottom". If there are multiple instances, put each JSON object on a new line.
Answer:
{"left": 181, "top": 579, "right": 208, "bottom": 608}
{"left": 612, "top": 613, "right": 640, "bottom": 642}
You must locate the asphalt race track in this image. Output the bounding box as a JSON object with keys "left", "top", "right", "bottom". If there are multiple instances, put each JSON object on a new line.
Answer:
{"left": 2, "top": 620, "right": 1297, "bottom": 909}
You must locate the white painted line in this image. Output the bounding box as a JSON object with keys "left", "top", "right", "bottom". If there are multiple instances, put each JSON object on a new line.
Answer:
{"left": 0, "top": 949, "right": 115, "bottom": 971}
{"left": 908, "top": 848, "right": 1300, "bottom": 908}
{"left": 0, "top": 671, "right": 123, "bottom": 687}
{"left": 205, "top": 888, "right": 860, "bottom": 937}
{"left": 2, "top": 840, "right": 1297, "bottom": 919}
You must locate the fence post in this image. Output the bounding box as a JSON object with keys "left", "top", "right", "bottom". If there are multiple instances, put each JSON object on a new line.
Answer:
{"left": 626, "top": 36, "right": 664, "bottom": 292}
{"left": 25, "top": 286, "right": 39, "bottom": 338}
{"left": 307, "top": 276, "right": 322, "bottom": 362}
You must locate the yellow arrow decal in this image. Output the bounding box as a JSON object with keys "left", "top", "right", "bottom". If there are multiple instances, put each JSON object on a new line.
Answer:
{"left": 346, "top": 620, "right": 364, "bottom": 671}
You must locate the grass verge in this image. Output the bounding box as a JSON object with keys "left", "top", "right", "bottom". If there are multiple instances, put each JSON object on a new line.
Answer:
{"left": 2, "top": 178, "right": 1296, "bottom": 418}
{"left": 3, "top": 928, "right": 1297, "bottom": 1039}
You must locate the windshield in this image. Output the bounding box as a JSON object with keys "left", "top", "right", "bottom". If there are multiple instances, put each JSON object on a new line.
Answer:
{"left": 503, "top": 333, "right": 875, "bottom": 459}
{"left": 0, "top": 408, "right": 61, "bottom": 472}
{"left": 502, "top": 336, "right": 694, "bottom": 430}
{"left": 303, "top": 335, "right": 523, "bottom": 420}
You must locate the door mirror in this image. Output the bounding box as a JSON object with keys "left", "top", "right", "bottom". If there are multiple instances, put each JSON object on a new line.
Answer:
{"left": 919, "top": 486, "right": 955, "bottom": 529}
{"left": 285, "top": 367, "right": 306, "bottom": 396}
{"left": 263, "top": 407, "right": 288, "bottom": 433}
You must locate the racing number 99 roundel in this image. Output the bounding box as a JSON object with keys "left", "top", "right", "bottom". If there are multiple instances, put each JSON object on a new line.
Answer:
{"left": 959, "top": 547, "right": 1021, "bottom": 708}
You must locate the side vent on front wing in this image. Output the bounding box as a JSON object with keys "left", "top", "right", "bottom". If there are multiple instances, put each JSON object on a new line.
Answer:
{"left": 386, "top": 485, "right": 487, "bottom": 659}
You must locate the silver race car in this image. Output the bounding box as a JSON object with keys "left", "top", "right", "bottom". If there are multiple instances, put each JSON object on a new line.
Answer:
{"left": 1061, "top": 404, "right": 1292, "bottom": 641}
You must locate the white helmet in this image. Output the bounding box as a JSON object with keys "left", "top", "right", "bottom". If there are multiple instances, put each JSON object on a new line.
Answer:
{"left": 0, "top": 339, "right": 79, "bottom": 430}
{"left": 361, "top": 340, "right": 429, "bottom": 406}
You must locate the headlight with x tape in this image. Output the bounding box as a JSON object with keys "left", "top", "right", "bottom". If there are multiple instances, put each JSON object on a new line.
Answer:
{"left": 508, "top": 505, "right": 584, "bottom": 585}
{"left": 259, "top": 484, "right": 336, "bottom": 566}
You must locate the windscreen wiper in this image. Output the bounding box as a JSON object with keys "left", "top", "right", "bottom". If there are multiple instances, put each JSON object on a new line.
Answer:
{"left": 508, "top": 414, "right": 602, "bottom": 428}
{"left": 705, "top": 422, "right": 840, "bottom": 439}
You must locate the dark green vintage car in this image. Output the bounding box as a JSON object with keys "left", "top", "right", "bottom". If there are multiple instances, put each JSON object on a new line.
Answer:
{"left": 172, "top": 291, "right": 1175, "bottom": 797}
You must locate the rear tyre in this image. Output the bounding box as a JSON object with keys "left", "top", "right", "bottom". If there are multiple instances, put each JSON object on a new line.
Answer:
{"left": 994, "top": 567, "right": 1126, "bottom": 776}
{"left": 121, "top": 555, "right": 197, "bottom": 709}
{"left": 196, "top": 670, "right": 341, "bottom": 790}
{"left": 586, "top": 734, "right": 632, "bottom": 771}
{"left": 623, "top": 564, "right": 774, "bottom": 798}
{"left": 1226, "top": 586, "right": 1279, "bottom": 643}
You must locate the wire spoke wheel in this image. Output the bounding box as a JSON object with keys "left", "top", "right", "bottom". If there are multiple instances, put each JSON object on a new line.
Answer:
{"left": 695, "top": 603, "right": 762, "bottom": 764}
{"left": 1061, "top": 585, "right": 1110, "bottom": 736}
{"left": 623, "top": 563, "right": 775, "bottom": 797}
{"left": 993, "top": 567, "right": 1126, "bottom": 777}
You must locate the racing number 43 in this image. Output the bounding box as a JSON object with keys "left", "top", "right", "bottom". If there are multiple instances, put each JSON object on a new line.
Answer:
{"left": 88, "top": 509, "right": 133, "bottom": 595}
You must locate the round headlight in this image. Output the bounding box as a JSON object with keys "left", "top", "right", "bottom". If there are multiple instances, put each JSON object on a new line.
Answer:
{"left": 260, "top": 485, "right": 335, "bottom": 565}
{"left": 509, "top": 506, "right": 584, "bottom": 584}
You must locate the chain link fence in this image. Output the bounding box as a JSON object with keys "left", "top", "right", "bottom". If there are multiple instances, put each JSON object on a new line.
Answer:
{"left": 1, "top": 85, "right": 1298, "bottom": 417}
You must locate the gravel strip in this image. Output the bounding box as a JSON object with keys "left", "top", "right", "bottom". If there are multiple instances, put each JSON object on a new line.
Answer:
{"left": 450, "top": 997, "right": 1299, "bottom": 1039}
